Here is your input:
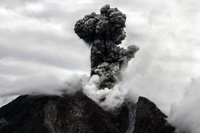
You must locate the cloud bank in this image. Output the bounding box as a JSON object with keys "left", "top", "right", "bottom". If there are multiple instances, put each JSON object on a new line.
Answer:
{"left": 0, "top": 73, "right": 85, "bottom": 98}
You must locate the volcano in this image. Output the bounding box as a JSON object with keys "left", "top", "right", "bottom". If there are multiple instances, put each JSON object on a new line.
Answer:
{"left": 0, "top": 4, "right": 176, "bottom": 133}
{"left": 0, "top": 91, "right": 175, "bottom": 133}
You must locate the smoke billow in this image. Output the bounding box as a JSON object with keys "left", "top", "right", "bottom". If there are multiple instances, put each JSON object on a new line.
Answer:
{"left": 82, "top": 75, "right": 126, "bottom": 111}
{"left": 169, "top": 77, "right": 200, "bottom": 133}
{"left": 74, "top": 4, "right": 139, "bottom": 89}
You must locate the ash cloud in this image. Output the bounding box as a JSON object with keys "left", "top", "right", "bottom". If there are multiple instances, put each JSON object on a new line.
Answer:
{"left": 74, "top": 4, "right": 139, "bottom": 89}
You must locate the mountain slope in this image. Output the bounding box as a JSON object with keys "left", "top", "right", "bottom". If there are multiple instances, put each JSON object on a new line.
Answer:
{"left": 0, "top": 91, "right": 119, "bottom": 133}
{"left": 0, "top": 91, "right": 175, "bottom": 133}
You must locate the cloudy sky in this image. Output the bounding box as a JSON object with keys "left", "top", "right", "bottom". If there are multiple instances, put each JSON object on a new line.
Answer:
{"left": 0, "top": 0, "right": 200, "bottom": 113}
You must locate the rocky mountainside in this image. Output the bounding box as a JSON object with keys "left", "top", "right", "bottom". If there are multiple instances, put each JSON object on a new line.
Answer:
{"left": 0, "top": 91, "right": 175, "bottom": 133}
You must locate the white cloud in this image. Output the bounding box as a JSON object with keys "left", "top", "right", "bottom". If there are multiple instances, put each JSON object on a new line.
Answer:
{"left": 82, "top": 75, "right": 127, "bottom": 111}
{"left": 0, "top": 73, "right": 87, "bottom": 97}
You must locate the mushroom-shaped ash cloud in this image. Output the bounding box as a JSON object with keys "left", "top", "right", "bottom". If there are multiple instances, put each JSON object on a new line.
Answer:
{"left": 74, "top": 4, "right": 139, "bottom": 89}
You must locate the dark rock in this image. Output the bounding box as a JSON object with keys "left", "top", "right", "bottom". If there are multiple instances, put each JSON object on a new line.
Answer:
{"left": 110, "top": 102, "right": 136, "bottom": 133}
{"left": 0, "top": 91, "right": 119, "bottom": 133}
{"left": 109, "top": 96, "right": 175, "bottom": 133}
{"left": 0, "top": 92, "right": 175, "bottom": 133}
{"left": 133, "top": 96, "right": 175, "bottom": 133}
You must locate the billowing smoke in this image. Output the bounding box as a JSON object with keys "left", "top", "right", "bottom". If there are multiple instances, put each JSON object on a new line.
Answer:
{"left": 82, "top": 74, "right": 126, "bottom": 111}
{"left": 169, "top": 77, "right": 200, "bottom": 133}
{"left": 74, "top": 4, "right": 139, "bottom": 89}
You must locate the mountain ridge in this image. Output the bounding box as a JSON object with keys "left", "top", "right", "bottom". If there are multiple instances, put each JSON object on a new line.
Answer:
{"left": 0, "top": 91, "right": 175, "bottom": 133}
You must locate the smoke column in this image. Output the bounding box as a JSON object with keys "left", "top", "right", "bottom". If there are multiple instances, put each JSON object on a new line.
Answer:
{"left": 74, "top": 4, "right": 139, "bottom": 89}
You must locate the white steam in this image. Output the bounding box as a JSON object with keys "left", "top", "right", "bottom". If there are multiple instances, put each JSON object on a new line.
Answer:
{"left": 0, "top": 63, "right": 200, "bottom": 133}
{"left": 0, "top": 72, "right": 126, "bottom": 111}
{"left": 83, "top": 75, "right": 126, "bottom": 111}
{"left": 169, "top": 77, "right": 200, "bottom": 133}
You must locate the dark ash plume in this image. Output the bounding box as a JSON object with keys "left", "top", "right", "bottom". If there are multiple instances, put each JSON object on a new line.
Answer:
{"left": 74, "top": 4, "right": 139, "bottom": 89}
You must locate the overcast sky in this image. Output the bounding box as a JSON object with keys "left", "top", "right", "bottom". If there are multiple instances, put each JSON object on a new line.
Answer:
{"left": 0, "top": 0, "right": 200, "bottom": 111}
